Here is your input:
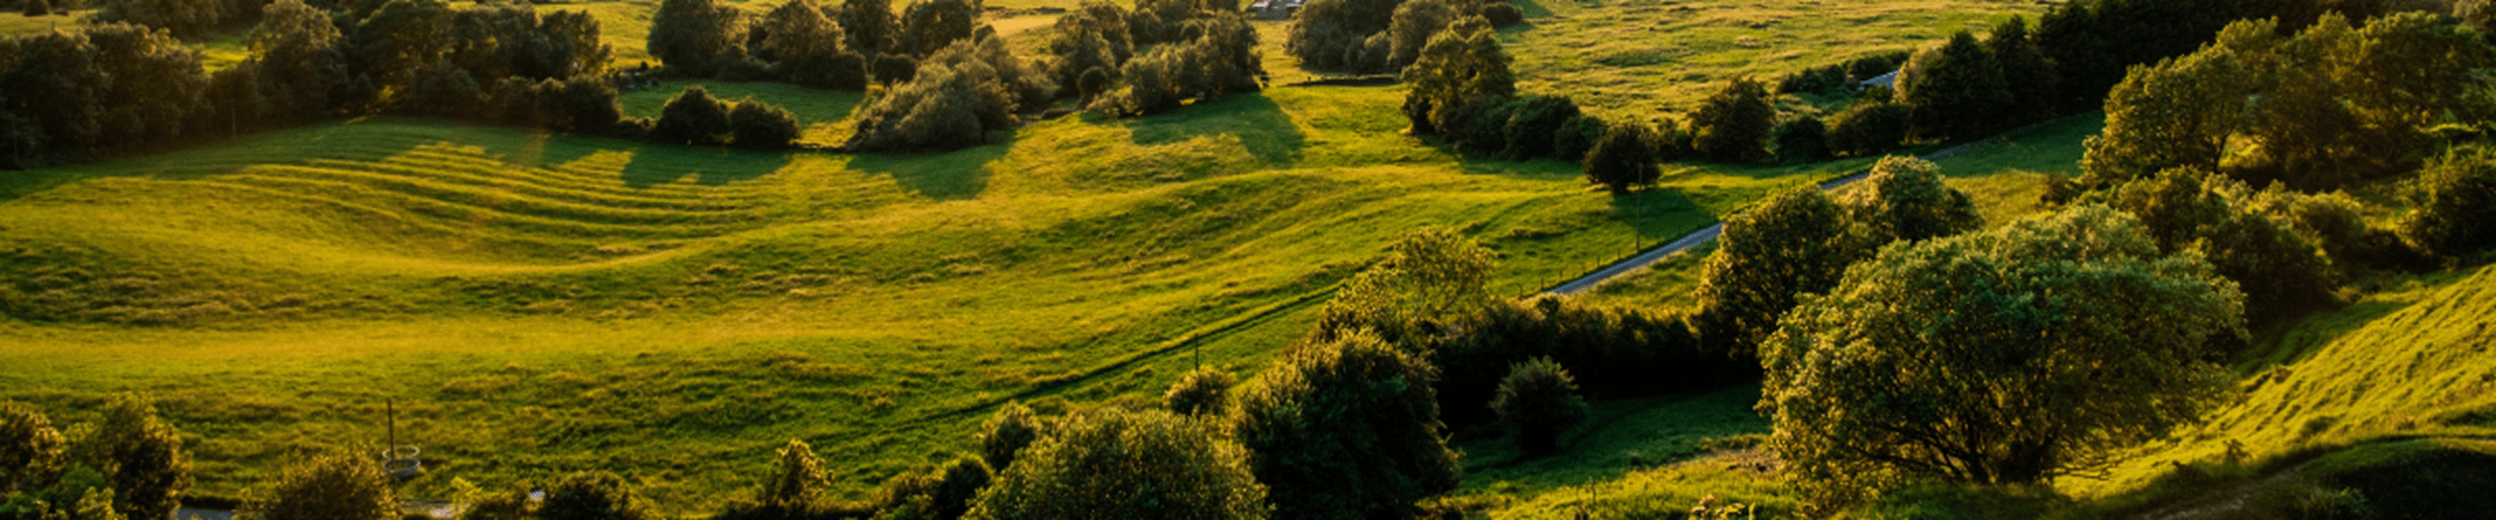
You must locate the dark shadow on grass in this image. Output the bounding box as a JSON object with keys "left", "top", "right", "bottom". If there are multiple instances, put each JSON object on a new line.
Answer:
{"left": 842, "top": 138, "right": 1012, "bottom": 200}
{"left": 1610, "top": 186, "right": 1707, "bottom": 240}
{"left": 618, "top": 143, "right": 794, "bottom": 188}
{"left": 1127, "top": 94, "right": 1306, "bottom": 168}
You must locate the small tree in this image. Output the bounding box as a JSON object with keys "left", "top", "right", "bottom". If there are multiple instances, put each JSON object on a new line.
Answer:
{"left": 246, "top": 449, "right": 397, "bottom": 520}
{"left": 1771, "top": 115, "right": 1828, "bottom": 164}
{"left": 1164, "top": 367, "right": 1235, "bottom": 417}
{"left": 1899, "top": 31, "right": 2010, "bottom": 141}
{"left": 1763, "top": 205, "right": 2243, "bottom": 508}
{"left": 1313, "top": 226, "right": 1499, "bottom": 345}
{"left": 1401, "top": 16, "right": 1512, "bottom": 136}
{"left": 83, "top": 395, "right": 190, "bottom": 520}
{"left": 1230, "top": 329, "right": 1461, "bottom": 520}
{"left": 1841, "top": 155, "right": 1983, "bottom": 245}
{"left": 1489, "top": 357, "right": 1590, "bottom": 458}
{"left": 1581, "top": 123, "right": 1658, "bottom": 194}
{"left": 653, "top": 85, "right": 734, "bottom": 145}
{"left": 540, "top": 471, "right": 662, "bottom": 520}
{"left": 728, "top": 98, "right": 802, "bottom": 149}
{"left": 1987, "top": 16, "right": 2060, "bottom": 122}
{"left": 965, "top": 408, "right": 1268, "bottom": 520}
{"left": 1689, "top": 76, "right": 1777, "bottom": 163}
{"left": 978, "top": 402, "right": 1047, "bottom": 472}
{"left": 0, "top": 403, "right": 66, "bottom": 493}
{"left": 648, "top": 0, "right": 750, "bottom": 77}
{"left": 23, "top": 0, "right": 50, "bottom": 17}
{"left": 1823, "top": 101, "right": 1909, "bottom": 158}
{"left": 2401, "top": 145, "right": 2496, "bottom": 261}
{"left": 758, "top": 439, "right": 830, "bottom": 511}
{"left": 1693, "top": 188, "right": 1863, "bottom": 357}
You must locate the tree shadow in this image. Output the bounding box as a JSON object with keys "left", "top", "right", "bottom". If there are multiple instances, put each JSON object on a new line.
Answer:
{"left": 1609, "top": 186, "right": 1707, "bottom": 240}
{"left": 1126, "top": 94, "right": 1306, "bottom": 168}
{"left": 842, "top": 139, "right": 1013, "bottom": 201}
{"left": 617, "top": 143, "right": 795, "bottom": 188}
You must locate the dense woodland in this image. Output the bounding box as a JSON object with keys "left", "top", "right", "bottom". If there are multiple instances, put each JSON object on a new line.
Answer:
{"left": 4, "top": 0, "right": 2496, "bottom": 517}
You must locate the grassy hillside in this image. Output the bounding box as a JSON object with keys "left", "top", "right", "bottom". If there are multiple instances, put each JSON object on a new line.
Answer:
{"left": 0, "top": 75, "right": 1869, "bottom": 512}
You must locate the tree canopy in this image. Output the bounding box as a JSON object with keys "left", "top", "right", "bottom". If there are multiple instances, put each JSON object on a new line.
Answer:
{"left": 966, "top": 408, "right": 1268, "bottom": 520}
{"left": 1693, "top": 187, "right": 1862, "bottom": 357}
{"left": 1230, "top": 329, "right": 1462, "bottom": 520}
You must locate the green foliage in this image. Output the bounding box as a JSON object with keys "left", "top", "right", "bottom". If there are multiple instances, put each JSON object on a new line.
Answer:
{"left": 1772, "top": 116, "right": 1828, "bottom": 164}
{"left": 965, "top": 408, "right": 1266, "bottom": 520}
{"left": 1091, "top": 12, "right": 1262, "bottom": 118}
{"left": 1499, "top": 96, "right": 1580, "bottom": 161}
{"left": 2400, "top": 145, "right": 2496, "bottom": 262}
{"left": 245, "top": 449, "right": 397, "bottom": 520}
{"left": 95, "top": 0, "right": 221, "bottom": 39}
{"left": 541, "top": 471, "right": 663, "bottom": 520}
{"left": 1489, "top": 357, "right": 1589, "bottom": 458}
{"left": 1282, "top": 0, "right": 1399, "bottom": 72}
{"left": 1986, "top": 16, "right": 2059, "bottom": 122}
{"left": 1231, "top": 329, "right": 1461, "bottom": 520}
{"left": 1383, "top": 0, "right": 1456, "bottom": 71}
{"left": 727, "top": 98, "right": 801, "bottom": 149}
{"left": 1042, "top": 1, "right": 1133, "bottom": 98}
{"left": 1824, "top": 101, "right": 1909, "bottom": 158}
{"left": 838, "top": 0, "right": 898, "bottom": 53}
{"left": 760, "top": 440, "right": 830, "bottom": 511}
{"left": 1694, "top": 188, "right": 1862, "bottom": 357}
{"left": 20, "top": 0, "right": 46, "bottom": 16}
{"left": 1581, "top": 123, "right": 1658, "bottom": 194}
{"left": 761, "top": 0, "right": 868, "bottom": 90}
{"left": 1841, "top": 156, "right": 1983, "bottom": 245}
{"left": 1312, "top": 226, "right": 1497, "bottom": 345}
{"left": 83, "top": 395, "right": 188, "bottom": 520}
{"left": 1900, "top": 30, "right": 2009, "bottom": 141}
{"left": 654, "top": 85, "right": 734, "bottom": 145}
{"left": 1163, "top": 366, "right": 1234, "bottom": 417}
{"left": 977, "top": 403, "right": 1047, "bottom": 473}
{"left": 2111, "top": 167, "right": 2338, "bottom": 328}
{"left": 246, "top": 0, "right": 346, "bottom": 122}
{"left": 896, "top": 0, "right": 978, "bottom": 57}
{"left": 1401, "top": 16, "right": 1511, "bottom": 136}
{"left": 872, "top": 456, "right": 989, "bottom": 520}
{"left": 649, "top": 0, "right": 749, "bottom": 77}
{"left": 0, "top": 403, "right": 64, "bottom": 494}
{"left": 850, "top": 36, "right": 1048, "bottom": 150}
{"left": 1763, "top": 205, "right": 2244, "bottom": 509}
{"left": 1430, "top": 296, "right": 1725, "bottom": 430}
{"left": 1551, "top": 114, "right": 1604, "bottom": 163}
{"left": 1689, "top": 77, "right": 1776, "bottom": 163}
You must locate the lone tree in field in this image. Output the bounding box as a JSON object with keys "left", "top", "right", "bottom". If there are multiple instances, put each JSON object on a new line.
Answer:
{"left": 1401, "top": 16, "right": 1512, "bottom": 136}
{"left": 246, "top": 449, "right": 397, "bottom": 520}
{"left": 1761, "top": 205, "right": 2244, "bottom": 508}
{"left": 0, "top": 403, "right": 66, "bottom": 493}
{"left": 1313, "top": 226, "right": 1498, "bottom": 345}
{"left": 965, "top": 408, "right": 1269, "bottom": 520}
{"left": 1693, "top": 188, "right": 1862, "bottom": 357}
{"left": 1689, "top": 76, "right": 1776, "bottom": 163}
{"left": 1581, "top": 123, "right": 1659, "bottom": 194}
{"left": 653, "top": 85, "right": 734, "bottom": 145}
{"left": 1230, "top": 329, "right": 1462, "bottom": 520}
{"left": 1840, "top": 156, "right": 1983, "bottom": 245}
{"left": 1489, "top": 357, "right": 1590, "bottom": 458}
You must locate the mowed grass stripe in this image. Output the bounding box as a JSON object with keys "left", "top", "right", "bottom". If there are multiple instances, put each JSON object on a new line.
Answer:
{"left": 191, "top": 176, "right": 769, "bottom": 243}
{"left": 231, "top": 166, "right": 775, "bottom": 222}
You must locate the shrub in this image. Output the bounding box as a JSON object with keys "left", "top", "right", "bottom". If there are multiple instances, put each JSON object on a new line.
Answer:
{"left": 759, "top": 439, "right": 830, "bottom": 510}
{"left": 1383, "top": 0, "right": 1457, "bottom": 69}
{"left": 761, "top": 0, "right": 870, "bottom": 89}
{"left": 1582, "top": 123, "right": 1658, "bottom": 194}
{"left": 1490, "top": 357, "right": 1590, "bottom": 458}
{"left": 2112, "top": 168, "right": 2337, "bottom": 328}
{"left": 1763, "top": 205, "right": 2243, "bottom": 508}
{"left": 1499, "top": 95, "right": 1579, "bottom": 161}
{"left": 1230, "top": 329, "right": 1461, "bottom": 520}
{"left": 1693, "top": 188, "right": 1863, "bottom": 357}
{"left": 540, "top": 471, "right": 662, "bottom": 520}
{"left": 1551, "top": 114, "right": 1605, "bottom": 163}
{"left": 896, "top": 0, "right": 979, "bottom": 56}
{"left": 1431, "top": 297, "right": 1724, "bottom": 429}
{"left": 1899, "top": 30, "right": 2010, "bottom": 141}
{"left": 649, "top": 0, "right": 750, "bottom": 77}
{"left": 244, "top": 449, "right": 396, "bottom": 520}
{"left": 978, "top": 402, "right": 1047, "bottom": 472}
{"left": 84, "top": 395, "right": 189, "bottom": 520}
{"left": 1689, "top": 76, "right": 1776, "bottom": 163}
{"left": 838, "top": 0, "right": 898, "bottom": 52}
{"left": 1042, "top": 2, "right": 1133, "bottom": 97}
{"left": 1481, "top": 2, "right": 1523, "bottom": 27}
{"left": 873, "top": 456, "right": 990, "bottom": 520}
{"left": 1823, "top": 101, "right": 1909, "bottom": 158}
{"left": 1282, "top": 0, "right": 1401, "bottom": 72}
{"left": 1401, "top": 16, "right": 1512, "bottom": 136}
{"left": 1771, "top": 115, "right": 1828, "bottom": 164}
{"left": 0, "top": 403, "right": 66, "bottom": 493}
{"left": 1310, "top": 226, "right": 1498, "bottom": 346}
{"left": 653, "top": 85, "right": 735, "bottom": 145}
{"left": 1841, "top": 156, "right": 1983, "bottom": 245}
{"left": 965, "top": 408, "right": 1267, "bottom": 520}
{"left": 874, "top": 53, "right": 919, "bottom": 84}
{"left": 1163, "top": 367, "right": 1235, "bottom": 416}
{"left": 728, "top": 98, "right": 802, "bottom": 149}
{"left": 2400, "top": 145, "right": 2496, "bottom": 262}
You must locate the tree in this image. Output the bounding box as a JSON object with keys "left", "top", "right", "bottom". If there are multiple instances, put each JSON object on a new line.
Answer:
{"left": 1772, "top": 115, "right": 1828, "bottom": 164}
{"left": 2401, "top": 145, "right": 2496, "bottom": 261}
{"left": 0, "top": 403, "right": 65, "bottom": 494}
{"left": 540, "top": 472, "right": 662, "bottom": 520}
{"left": 872, "top": 456, "right": 990, "bottom": 520}
{"left": 1581, "top": 123, "right": 1658, "bottom": 194}
{"left": 76, "top": 395, "right": 191, "bottom": 520}
{"left": 2111, "top": 167, "right": 2337, "bottom": 328}
{"left": 966, "top": 408, "right": 1268, "bottom": 520}
{"left": 653, "top": 85, "right": 733, "bottom": 145}
{"left": 1230, "top": 329, "right": 1462, "bottom": 520}
{"left": 1500, "top": 95, "right": 1580, "bottom": 160}
{"left": 2078, "top": 33, "right": 2250, "bottom": 189}
{"left": 758, "top": 439, "right": 830, "bottom": 511}
{"left": 1489, "top": 357, "right": 1589, "bottom": 458}
{"left": 1840, "top": 156, "right": 1983, "bottom": 245}
{"left": 649, "top": 0, "right": 749, "bottom": 77}
{"left": 98, "top": 0, "right": 221, "bottom": 38}
{"left": 1164, "top": 367, "right": 1235, "bottom": 417}
{"left": 0, "top": 31, "right": 106, "bottom": 157}
{"left": 839, "top": 0, "right": 898, "bottom": 52}
{"left": 1383, "top": 0, "right": 1456, "bottom": 70}
{"left": 896, "top": 0, "right": 978, "bottom": 57}
{"left": 728, "top": 98, "right": 801, "bottom": 149}
{"left": 86, "top": 23, "right": 209, "bottom": 148}
{"left": 22, "top": 0, "right": 48, "bottom": 17}
{"left": 1762, "top": 204, "right": 2243, "bottom": 508}
{"left": 977, "top": 402, "right": 1047, "bottom": 472}
{"left": 245, "top": 449, "right": 397, "bottom": 520}
{"left": 760, "top": 0, "right": 867, "bottom": 89}
{"left": 1401, "top": 16, "right": 1512, "bottom": 136}
{"left": 1281, "top": 0, "right": 1399, "bottom": 72}
{"left": 1986, "top": 16, "right": 2059, "bottom": 122}
{"left": 247, "top": 0, "right": 347, "bottom": 122}
{"left": 1899, "top": 31, "right": 2010, "bottom": 141}
{"left": 1312, "top": 226, "right": 1498, "bottom": 345}
{"left": 349, "top": 0, "right": 456, "bottom": 101}
{"left": 1693, "top": 187, "right": 1862, "bottom": 358}
{"left": 1043, "top": 2, "right": 1132, "bottom": 97}
{"left": 1689, "top": 76, "right": 1776, "bottom": 163}
{"left": 1823, "top": 100, "right": 1908, "bottom": 158}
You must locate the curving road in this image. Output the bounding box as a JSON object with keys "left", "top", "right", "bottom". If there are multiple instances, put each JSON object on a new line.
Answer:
{"left": 1544, "top": 137, "right": 2005, "bottom": 296}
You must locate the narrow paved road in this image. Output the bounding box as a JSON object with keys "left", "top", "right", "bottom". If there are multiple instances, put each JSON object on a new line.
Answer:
{"left": 1545, "top": 137, "right": 2005, "bottom": 296}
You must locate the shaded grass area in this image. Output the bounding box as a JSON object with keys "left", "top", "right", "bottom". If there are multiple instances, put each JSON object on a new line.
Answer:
{"left": 1453, "top": 383, "right": 1771, "bottom": 496}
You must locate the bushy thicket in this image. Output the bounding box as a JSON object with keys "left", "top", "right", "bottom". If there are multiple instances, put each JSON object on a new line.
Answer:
{"left": 1429, "top": 296, "right": 1735, "bottom": 429}
{"left": 1040, "top": 1, "right": 1135, "bottom": 99}
{"left": 847, "top": 35, "right": 1055, "bottom": 151}
{"left": 2401, "top": 145, "right": 2496, "bottom": 263}
{"left": 90, "top": 0, "right": 267, "bottom": 40}
{"left": 2110, "top": 167, "right": 2339, "bottom": 329}
{"left": 1775, "top": 50, "right": 1909, "bottom": 96}
{"left": 1230, "top": 329, "right": 1462, "bottom": 520}
{"left": 1689, "top": 76, "right": 1777, "bottom": 163}
{"left": 1822, "top": 97, "right": 1910, "bottom": 158}
{"left": 1581, "top": 123, "right": 1659, "bottom": 194}
{"left": 1286, "top": 0, "right": 1522, "bottom": 74}
{"left": 976, "top": 402, "right": 1047, "bottom": 473}
{"left": 654, "top": 85, "right": 736, "bottom": 145}
{"left": 1489, "top": 357, "right": 1589, "bottom": 458}
{"left": 1090, "top": 11, "right": 1265, "bottom": 117}
{"left": 0, "top": 395, "right": 192, "bottom": 520}
{"left": 1772, "top": 115, "right": 1829, "bottom": 163}
{"left": 965, "top": 408, "right": 1267, "bottom": 520}
{"left": 758, "top": 0, "right": 871, "bottom": 89}
{"left": 1163, "top": 367, "right": 1235, "bottom": 417}
{"left": 244, "top": 450, "right": 395, "bottom": 520}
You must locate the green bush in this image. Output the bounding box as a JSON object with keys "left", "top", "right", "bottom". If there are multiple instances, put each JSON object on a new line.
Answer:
{"left": 653, "top": 85, "right": 735, "bottom": 145}
{"left": 1694, "top": 187, "right": 1863, "bottom": 357}
{"left": 1283, "top": 0, "right": 1402, "bottom": 72}
{"left": 1552, "top": 114, "right": 1605, "bottom": 163}
{"left": 1499, "top": 95, "right": 1578, "bottom": 160}
{"left": 872, "top": 456, "right": 989, "bottom": 520}
{"left": 977, "top": 402, "right": 1047, "bottom": 472}
{"left": 728, "top": 98, "right": 802, "bottom": 149}
{"left": 1899, "top": 30, "right": 2009, "bottom": 141}
{"left": 540, "top": 471, "right": 663, "bottom": 520}
{"left": 1230, "top": 329, "right": 1461, "bottom": 520}
{"left": 1481, "top": 2, "right": 1523, "bottom": 27}
{"left": 1841, "top": 156, "right": 1983, "bottom": 245}
{"left": 759, "top": 439, "right": 830, "bottom": 511}
{"left": 0, "top": 403, "right": 65, "bottom": 495}
{"left": 1431, "top": 296, "right": 1724, "bottom": 429}
{"left": 82, "top": 395, "right": 189, "bottom": 520}
{"left": 1163, "top": 366, "right": 1235, "bottom": 416}
{"left": 1772, "top": 115, "right": 1828, "bottom": 164}
{"left": 2401, "top": 145, "right": 2496, "bottom": 263}
{"left": 874, "top": 53, "right": 918, "bottom": 85}
{"left": 2113, "top": 167, "right": 2337, "bottom": 328}
{"left": 1690, "top": 76, "right": 1777, "bottom": 163}
{"left": 649, "top": 0, "right": 750, "bottom": 77}
{"left": 1401, "top": 16, "right": 1512, "bottom": 136}
{"left": 1489, "top": 356, "right": 1590, "bottom": 458}
{"left": 1582, "top": 123, "right": 1659, "bottom": 194}
{"left": 244, "top": 449, "right": 397, "bottom": 520}
{"left": 965, "top": 408, "right": 1267, "bottom": 520}
{"left": 1824, "top": 101, "right": 1909, "bottom": 158}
